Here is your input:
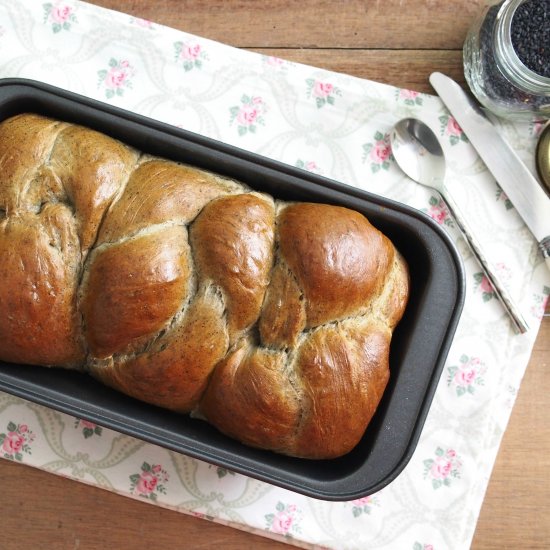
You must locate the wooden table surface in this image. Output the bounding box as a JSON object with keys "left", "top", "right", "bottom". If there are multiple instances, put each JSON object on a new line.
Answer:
{"left": 2, "top": 1, "right": 549, "bottom": 548}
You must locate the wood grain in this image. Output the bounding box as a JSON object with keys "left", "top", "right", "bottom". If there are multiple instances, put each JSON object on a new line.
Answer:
{"left": 89, "top": 0, "right": 482, "bottom": 49}
{"left": 471, "top": 318, "right": 550, "bottom": 550}
{"left": 1, "top": 1, "right": 548, "bottom": 548}
{"left": 0, "top": 459, "right": 290, "bottom": 549}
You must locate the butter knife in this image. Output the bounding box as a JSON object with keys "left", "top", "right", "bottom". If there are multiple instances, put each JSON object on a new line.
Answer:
{"left": 429, "top": 72, "right": 550, "bottom": 277}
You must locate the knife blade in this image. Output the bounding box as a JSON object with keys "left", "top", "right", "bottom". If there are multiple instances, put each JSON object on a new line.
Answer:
{"left": 429, "top": 72, "right": 550, "bottom": 274}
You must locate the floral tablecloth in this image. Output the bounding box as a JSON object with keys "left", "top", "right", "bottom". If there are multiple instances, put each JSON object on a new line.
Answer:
{"left": 0, "top": 1, "right": 549, "bottom": 549}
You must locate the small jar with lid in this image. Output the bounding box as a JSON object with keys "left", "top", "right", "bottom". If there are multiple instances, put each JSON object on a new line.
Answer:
{"left": 463, "top": 0, "right": 550, "bottom": 122}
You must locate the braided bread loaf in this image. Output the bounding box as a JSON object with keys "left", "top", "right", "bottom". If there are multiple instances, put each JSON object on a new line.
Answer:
{"left": 0, "top": 113, "right": 409, "bottom": 459}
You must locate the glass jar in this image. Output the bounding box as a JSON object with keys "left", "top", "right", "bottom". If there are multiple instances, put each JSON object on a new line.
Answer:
{"left": 463, "top": 0, "right": 550, "bottom": 122}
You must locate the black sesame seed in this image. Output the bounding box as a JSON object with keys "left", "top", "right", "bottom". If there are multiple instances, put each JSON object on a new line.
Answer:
{"left": 511, "top": 0, "right": 550, "bottom": 77}
{"left": 474, "top": 0, "right": 549, "bottom": 111}
{"left": 478, "top": 4, "right": 529, "bottom": 105}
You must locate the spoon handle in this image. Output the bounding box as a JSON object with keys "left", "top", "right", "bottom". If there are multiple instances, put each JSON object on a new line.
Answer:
{"left": 441, "top": 189, "right": 529, "bottom": 334}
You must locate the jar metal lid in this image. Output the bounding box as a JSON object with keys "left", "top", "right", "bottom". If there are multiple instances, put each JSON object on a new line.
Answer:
{"left": 536, "top": 122, "right": 550, "bottom": 195}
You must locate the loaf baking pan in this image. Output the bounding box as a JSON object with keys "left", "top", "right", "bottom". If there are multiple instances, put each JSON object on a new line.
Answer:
{"left": 0, "top": 78, "right": 465, "bottom": 501}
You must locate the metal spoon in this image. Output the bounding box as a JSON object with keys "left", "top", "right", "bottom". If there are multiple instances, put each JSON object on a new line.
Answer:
{"left": 390, "top": 117, "right": 529, "bottom": 334}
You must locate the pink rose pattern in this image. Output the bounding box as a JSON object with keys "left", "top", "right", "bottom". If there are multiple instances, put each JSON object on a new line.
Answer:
{"left": 439, "top": 114, "right": 468, "bottom": 146}
{"left": 474, "top": 272, "right": 495, "bottom": 301}
{"left": 295, "top": 159, "right": 322, "bottom": 174}
{"left": 531, "top": 120, "right": 546, "bottom": 137}
{"left": 97, "top": 58, "right": 134, "bottom": 99}
{"left": 0, "top": 422, "right": 36, "bottom": 461}
{"left": 350, "top": 495, "right": 379, "bottom": 518}
{"left": 262, "top": 55, "right": 288, "bottom": 71}
{"left": 496, "top": 187, "right": 513, "bottom": 210}
{"left": 423, "top": 447, "right": 462, "bottom": 489}
{"left": 362, "top": 131, "right": 393, "bottom": 173}
{"left": 174, "top": 40, "right": 207, "bottom": 71}
{"left": 265, "top": 502, "right": 302, "bottom": 538}
{"left": 129, "top": 461, "right": 169, "bottom": 502}
{"left": 397, "top": 88, "right": 423, "bottom": 106}
{"left": 229, "top": 94, "right": 268, "bottom": 136}
{"left": 474, "top": 262, "right": 511, "bottom": 303}
{"left": 423, "top": 196, "right": 454, "bottom": 227}
{"left": 42, "top": 2, "right": 77, "bottom": 33}
{"left": 531, "top": 286, "right": 550, "bottom": 320}
{"left": 264, "top": 55, "right": 284, "bottom": 67}
{"left": 74, "top": 418, "right": 103, "bottom": 439}
{"left": 306, "top": 78, "right": 342, "bottom": 108}
{"left": 413, "top": 543, "right": 434, "bottom": 550}
{"left": 447, "top": 355, "right": 486, "bottom": 397}
{"left": 189, "top": 510, "right": 216, "bottom": 521}
{"left": 130, "top": 17, "right": 154, "bottom": 29}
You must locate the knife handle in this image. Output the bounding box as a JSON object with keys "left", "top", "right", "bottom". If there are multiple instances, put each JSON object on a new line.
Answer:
{"left": 441, "top": 187, "right": 529, "bottom": 334}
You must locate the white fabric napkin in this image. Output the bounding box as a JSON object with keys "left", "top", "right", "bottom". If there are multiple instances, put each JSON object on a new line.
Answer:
{"left": 0, "top": 1, "right": 548, "bottom": 549}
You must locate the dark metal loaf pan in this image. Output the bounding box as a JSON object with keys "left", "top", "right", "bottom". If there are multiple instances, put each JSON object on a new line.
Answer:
{"left": 0, "top": 78, "right": 465, "bottom": 501}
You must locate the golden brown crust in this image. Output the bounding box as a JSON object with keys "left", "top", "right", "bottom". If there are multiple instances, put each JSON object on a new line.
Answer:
{"left": 92, "top": 285, "right": 229, "bottom": 412}
{"left": 82, "top": 225, "right": 191, "bottom": 358}
{"left": 289, "top": 322, "right": 391, "bottom": 459}
{"left": 199, "top": 340, "right": 302, "bottom": 452}
{"left": 96, "top": 159, "right": 236, "bottom": 245}
{"left": 190, "top": 193, "right": 275, "bottom": 340}
{"left": 48, "top": 124, "right": 139, "bottom": 253}
{"left": 0, "top": 207, "right": 83, "bottom": 366}
{"left": 278, "top": 203, "right": 395, "bottom": 327}
{"left": 259, "top": 261, "right": 306, "bottom": 348}
{"left": 0, "top": 113, "right": 410, "bottom": 459}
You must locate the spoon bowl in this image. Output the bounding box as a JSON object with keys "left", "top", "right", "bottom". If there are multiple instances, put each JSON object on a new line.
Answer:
{"left": 390, "top": 117, "right": 528, "bottom": 333}
{"left": 390, "top": 118, "right": 447, "bottom": 190}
